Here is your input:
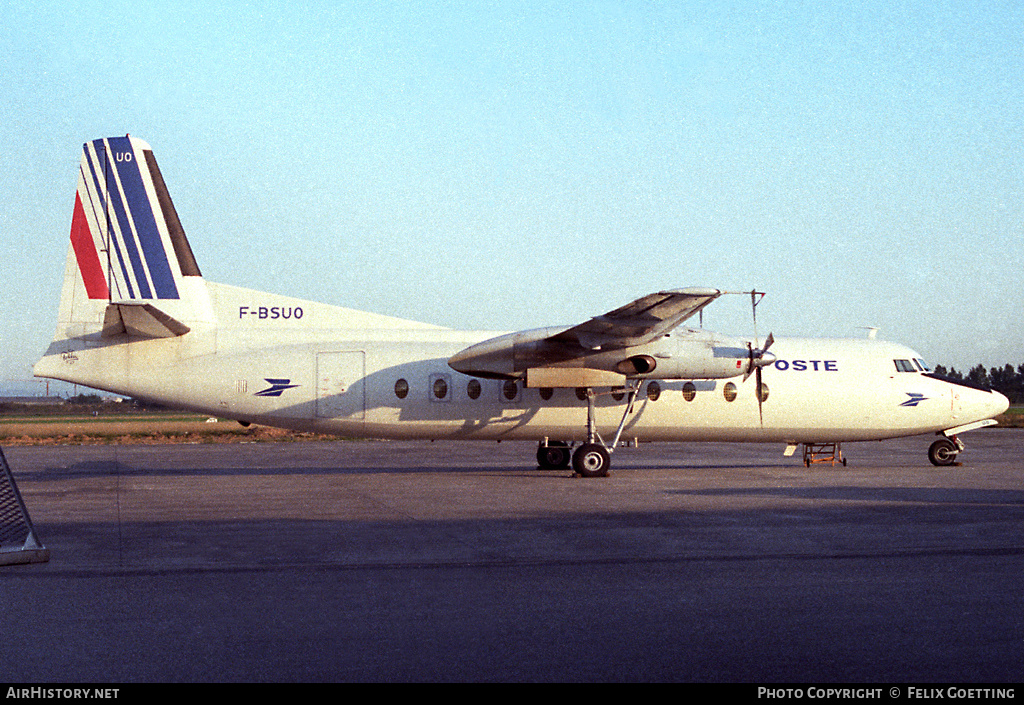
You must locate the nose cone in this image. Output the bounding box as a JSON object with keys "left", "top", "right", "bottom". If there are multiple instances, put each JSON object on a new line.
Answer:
{"left": 989, "top": 389, "right": 1011, "bottom": 418}
{"left": 959, "top": 386, "right": 1010, "bottom": 425}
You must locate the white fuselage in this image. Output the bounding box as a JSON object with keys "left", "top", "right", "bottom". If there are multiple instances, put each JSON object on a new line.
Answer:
{"left": 35, "top": 281, "right": 1008, "bottom": 446}
{"left": 35, "top": 135, "right": 1010, "bottom": 469}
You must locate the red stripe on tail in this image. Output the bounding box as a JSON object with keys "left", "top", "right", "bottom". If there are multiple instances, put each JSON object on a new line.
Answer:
{"left": 69, "top": 192, "right": 109, "bottom": 300}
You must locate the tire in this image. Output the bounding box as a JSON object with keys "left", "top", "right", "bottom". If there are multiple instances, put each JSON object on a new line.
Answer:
{"left": 536, "top": 442, "right": 571, "bottom": 470}
{"left": 572, "top": 443, "right": 610, "bottom": 478}
{"left": 928, "top": 438, "right": 958, "bottom": 467}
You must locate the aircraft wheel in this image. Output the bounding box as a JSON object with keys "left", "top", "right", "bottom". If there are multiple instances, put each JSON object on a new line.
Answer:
{"left": 573, "top": 443, "right": 610, "bottom": 478}
{"left": 928, "top": 438, "right": 958, "bottom": 467}
{"left": 536, "top": 442, "right": 571, "bottom": 470}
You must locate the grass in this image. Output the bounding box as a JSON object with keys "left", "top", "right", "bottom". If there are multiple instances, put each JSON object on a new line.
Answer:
{"left": 997, "top": 406, "right": 1024, "bottom": 428}
{"left": 0, "top": 404, "right": 336, "bottom": 445}
{"left": 0, "top": 413, "right": 211, "bottom": 425}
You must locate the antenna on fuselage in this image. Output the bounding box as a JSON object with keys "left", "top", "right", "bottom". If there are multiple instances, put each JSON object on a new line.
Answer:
{"left": 751, "top": 290, "right": 764, "bottom": 347}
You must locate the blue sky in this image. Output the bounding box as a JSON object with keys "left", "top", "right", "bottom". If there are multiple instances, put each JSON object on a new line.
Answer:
{"left": 2, "top": 1, "right": 1022, "bottom": 393}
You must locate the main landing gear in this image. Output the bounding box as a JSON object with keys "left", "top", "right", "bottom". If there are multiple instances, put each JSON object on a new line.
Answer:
{"left": 536, "top": 382, "right": 642, "bottom": 478}
{"left": 537, "top": 440, "right": 613, "bottom": 477}
{"left": 536, "top": 441, "right": 571, "bottom": 470}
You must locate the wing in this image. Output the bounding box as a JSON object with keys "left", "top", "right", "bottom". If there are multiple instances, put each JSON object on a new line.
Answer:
{"left": 548, "top": 287, "right": 721, "bottom": 351}
{"left": 448, "top": 287, "right": 723, "bottom": 380}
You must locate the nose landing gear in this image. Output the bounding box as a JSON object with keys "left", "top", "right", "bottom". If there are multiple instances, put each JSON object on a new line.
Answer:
{"left": 928, "top": 420, "right": 1000, "bottom": 467}
{"left": 928, "top": 436, "right": 963, "bottom": 466}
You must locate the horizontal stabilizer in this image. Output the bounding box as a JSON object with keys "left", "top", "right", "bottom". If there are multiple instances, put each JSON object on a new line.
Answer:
{"left": 102, "top": 303, "right": 191, "bottom": 339}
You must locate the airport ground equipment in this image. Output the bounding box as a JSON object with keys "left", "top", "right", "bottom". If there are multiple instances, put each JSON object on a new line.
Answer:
{"left": 0, "top": 447, "right": 49, "bottom": 566}
{"left": 802, "top": 442, "right": 847, "bottom": 467}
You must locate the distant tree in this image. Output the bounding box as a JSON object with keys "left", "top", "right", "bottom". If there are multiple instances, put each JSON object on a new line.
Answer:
{"left": 989, "top": 364, "right": 1024, "bottom": 404}
{"left": 989, "top": 364, "right": 1014, "bottom": 390}
{"left": 68, "top": 393, "right": 102, "bottom": 404}
{"left": 932, "top": 363, "right": 1023, "bottom": 403}
{"left": 967, "top": 364, "right": 990, "bottom": 389}
{"left": 127, "top": 397, "right": 171, "bottom": 411}
{"left": 932, "top": 365, "right": 963, "bottom": 381}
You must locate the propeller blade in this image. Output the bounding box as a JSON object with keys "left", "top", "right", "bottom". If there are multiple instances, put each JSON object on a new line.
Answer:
{"left": 744, "top": 341, "right": 755, "bottom": 381}
{"left": 744, "top": 332, "right": 775, "bottom": 382}
{"left": 756, "top": 365, "right": 764, "bottom": 425}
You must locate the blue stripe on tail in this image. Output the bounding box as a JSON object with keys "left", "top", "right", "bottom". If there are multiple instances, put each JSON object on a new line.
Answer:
{"left": 87, "top": 137, "right": 180, "bottom": 300}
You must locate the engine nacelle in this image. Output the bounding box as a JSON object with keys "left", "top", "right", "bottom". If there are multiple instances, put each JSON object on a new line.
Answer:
{"left": 604, "top": 336, "right": 774, "bottom": 380}
{"left": 615, "top": 355, "right": 657, "bottom": 375}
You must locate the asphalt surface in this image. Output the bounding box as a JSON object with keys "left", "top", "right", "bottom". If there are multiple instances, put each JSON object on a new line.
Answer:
{"left": 1, "top": 431, "right": 1023, "bottom": 682}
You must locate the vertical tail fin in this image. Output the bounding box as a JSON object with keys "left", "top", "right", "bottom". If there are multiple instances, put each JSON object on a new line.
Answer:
{"left": 55, "top": 136, "right": 211, "bottom": 335}
{"left": 35, "top": 137, "right": 214, "bottom": 392}
{"left": 72, "top": 135, "right": 201, "bottom": 302}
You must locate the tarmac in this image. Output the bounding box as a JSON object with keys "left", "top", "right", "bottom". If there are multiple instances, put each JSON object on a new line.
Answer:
{"left": 1, "top": 431, "right": 1023, "bottom": 683}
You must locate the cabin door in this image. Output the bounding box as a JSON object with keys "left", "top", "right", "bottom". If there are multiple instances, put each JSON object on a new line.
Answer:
{"left": 315, "top": 351, "right": 366, "bottom": 420}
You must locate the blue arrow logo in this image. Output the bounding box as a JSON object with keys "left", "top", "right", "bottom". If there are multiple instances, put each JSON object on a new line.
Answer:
{"left": 900, "top": 392, "right": 928, "bottom": 407}
{"left": 255, "top": 378, "right": 299, "bottom": 397}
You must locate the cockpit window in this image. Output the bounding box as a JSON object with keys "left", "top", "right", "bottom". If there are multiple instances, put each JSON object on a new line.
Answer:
{"left": 894, "top": 359, "right": 917, "bottom": 372}
{"left": 914, "top": 358, "right": 931, "bottom": 372}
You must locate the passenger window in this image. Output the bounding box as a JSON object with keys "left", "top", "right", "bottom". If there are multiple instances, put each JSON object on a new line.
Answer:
{"left": 682, "top": 382, "right": 696, "bottom": 402}
{"left": 394, "top": 379, "right": 409, "bottom": 399}
{"left": 723, "top": 382, "right": 737, "bottom": 402}
{"left": 432, "top": 376, "right": 449, "bottom": 400}
{"left": 502, "top": 380, "right": 519, "bottom": 402}
{"left": 539, "top": 387, "right": 554, "bottom": 401}
{"left": 467, "top": 379, "right": 482, "bottom": 399}
{"left": 646, "top": 382, "right": 661, "bottom": 402}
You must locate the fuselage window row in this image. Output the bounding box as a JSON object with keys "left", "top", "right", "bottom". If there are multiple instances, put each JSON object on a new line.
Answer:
{"left": 389, "top": 378, "right": 767, "bottom": 404}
